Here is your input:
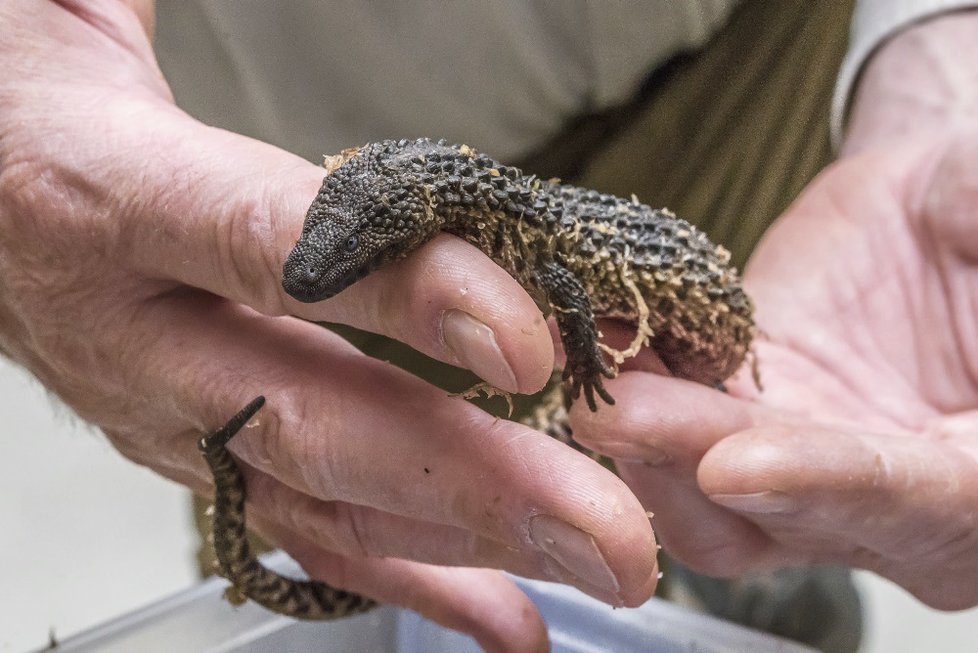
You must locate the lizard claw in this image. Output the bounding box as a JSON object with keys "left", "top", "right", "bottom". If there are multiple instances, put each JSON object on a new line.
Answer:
{"left": 594, "top": 379, "right": 615, "bottom": 406}
{"left": 580, "top": 375, "right": 616, "bottom": 412}
{"left": 563, "top": 351, "right": 617, "bottom": 412}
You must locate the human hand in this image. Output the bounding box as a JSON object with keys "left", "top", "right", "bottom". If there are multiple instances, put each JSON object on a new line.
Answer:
{"left": 566, "top": 11, "right": 978, "bottom": 609}
{"left": 0, "top": 2, "right": 658, "bottom": 648}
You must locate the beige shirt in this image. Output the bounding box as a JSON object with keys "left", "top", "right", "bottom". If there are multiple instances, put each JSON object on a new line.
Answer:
{"left": 154, "top": 1, "right": 978, "bottom": 160}
{"left": 154, "top": 1, "right": 739, "bottom": 160}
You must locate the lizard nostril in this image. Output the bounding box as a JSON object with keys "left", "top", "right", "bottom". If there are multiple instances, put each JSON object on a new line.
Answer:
{"left": 304, "top": 265, "right": 320, "bottom": 283}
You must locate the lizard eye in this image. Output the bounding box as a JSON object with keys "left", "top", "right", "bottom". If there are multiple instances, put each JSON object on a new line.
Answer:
{"left": 345, "top": 234, "right": 359, "bottom": 252}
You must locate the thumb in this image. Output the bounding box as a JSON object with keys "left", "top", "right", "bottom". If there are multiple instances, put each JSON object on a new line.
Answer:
{"left": 122, "top": 112, "right": 554, "bottom": 393}
{"left": 699, "top": 422, "right": 978, "bottom": 609}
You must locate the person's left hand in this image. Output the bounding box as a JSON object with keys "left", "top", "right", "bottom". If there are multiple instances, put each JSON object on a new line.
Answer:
{"left": 0, "top": 4, "right": 657, "bottom": 650}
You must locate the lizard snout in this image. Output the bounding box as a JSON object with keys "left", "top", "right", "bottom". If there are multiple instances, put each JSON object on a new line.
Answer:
{"left": 282, "top": 247, "right": 327, "bottom": 302}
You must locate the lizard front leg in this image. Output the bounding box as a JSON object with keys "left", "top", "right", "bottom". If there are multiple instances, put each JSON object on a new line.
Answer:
{"left": 534, "top": 261, "right": 616, "bottom": 411}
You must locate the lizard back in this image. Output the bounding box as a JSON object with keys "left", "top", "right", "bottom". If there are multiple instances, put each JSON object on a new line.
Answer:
{"left": 283, "top": 138, "right": 754, "bottom": 387}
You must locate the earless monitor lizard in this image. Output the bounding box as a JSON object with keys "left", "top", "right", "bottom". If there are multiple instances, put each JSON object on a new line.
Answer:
{"left": 199, "top": 138, "right": 754, "bottom": 619}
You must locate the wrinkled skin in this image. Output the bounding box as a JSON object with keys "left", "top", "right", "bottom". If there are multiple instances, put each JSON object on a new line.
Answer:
{"left": 0, "top": 3, "right": 660, "bottom": 651}
{"left": 569, "top": 12, "right": 978, "bottom": 610}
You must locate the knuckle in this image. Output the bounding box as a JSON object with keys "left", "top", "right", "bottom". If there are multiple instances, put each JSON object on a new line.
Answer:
{"left": 268, "top": 388, "right": 356, "bottom": 503}
{"left": 890, "top": 516, "right": 978, "bottom": 564}
{"left": 221, "top": 194, "right": 287, "bottom": 313}
{"left": 276, "top": 496, "right": 374, "bottom": 559}
{"left": 226, "top": 390, "right": 318, "bottom": 489}
{"left": 324, "top": 502, "right": 376, "bottom": 557}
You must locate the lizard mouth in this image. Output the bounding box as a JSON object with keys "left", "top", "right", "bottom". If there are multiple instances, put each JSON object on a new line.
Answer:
{"left": 282, "top": 277, "right": 328, "bottom": 303}
{"left": 283, "top": 243, "right": 393, "bottom": 303}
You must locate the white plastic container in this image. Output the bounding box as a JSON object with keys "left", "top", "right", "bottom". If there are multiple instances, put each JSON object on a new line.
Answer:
{"left": 51, "top": 551, "right": 815, "bottom": 652}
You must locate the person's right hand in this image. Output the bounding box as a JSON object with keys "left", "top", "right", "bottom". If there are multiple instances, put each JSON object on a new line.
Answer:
{"left": 0, "top": 3, "right": 658, "bottom": 649}
{"left": 563, "top": 10, "right": 978, "bottom": 613}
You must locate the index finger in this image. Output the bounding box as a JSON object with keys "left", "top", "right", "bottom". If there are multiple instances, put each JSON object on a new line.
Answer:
{"left": 140, "top": 292, "right": 659, "bottom": 608}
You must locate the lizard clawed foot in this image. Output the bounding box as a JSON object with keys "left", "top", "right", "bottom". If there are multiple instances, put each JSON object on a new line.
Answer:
{"left": 563, "top": 352, "right": 617, "bottom": 412}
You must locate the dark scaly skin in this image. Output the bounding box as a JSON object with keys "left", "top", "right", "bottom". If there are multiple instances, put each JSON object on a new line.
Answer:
{"left": 204, "top": 138, "right": 755, "bottom": 621}
{"left": 283, "top": 138, "right": 754, "bottom": 406}
{"left": 199, "top": 396, "right": 377, "bottom": 619}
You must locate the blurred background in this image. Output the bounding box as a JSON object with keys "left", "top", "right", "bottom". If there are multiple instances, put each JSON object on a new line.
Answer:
{"left": 3, "top": 355, "right": 978, "bottom": 652}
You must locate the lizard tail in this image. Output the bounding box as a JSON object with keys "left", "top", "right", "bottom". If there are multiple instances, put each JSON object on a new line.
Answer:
{"left": 199, "top": 396, "right": 377, "bottom": 620}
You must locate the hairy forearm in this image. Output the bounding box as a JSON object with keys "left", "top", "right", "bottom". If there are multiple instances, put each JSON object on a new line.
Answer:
{"left": 842, "top": 10, "right": 978, "bottom": 155}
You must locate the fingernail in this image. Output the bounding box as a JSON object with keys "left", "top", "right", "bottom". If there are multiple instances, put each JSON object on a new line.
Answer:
{"left": 709, "top": 491, "right": 797, "bottom": 514}
{"left": 591, "top": 442, "right": 672, "bottom": 467}
{"left": 636, "top": 446, "right": 671, "bottom": 466}
{"left": 442, "top": 310, "right": 518, "bottom": 392}
{"left": 529, "top": 515, "right": 621, "bottom": 596}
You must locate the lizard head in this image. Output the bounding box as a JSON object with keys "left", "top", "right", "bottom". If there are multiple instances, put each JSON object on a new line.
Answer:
{"left": 282, "top": 172, "right": 437, "bottom": 303}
